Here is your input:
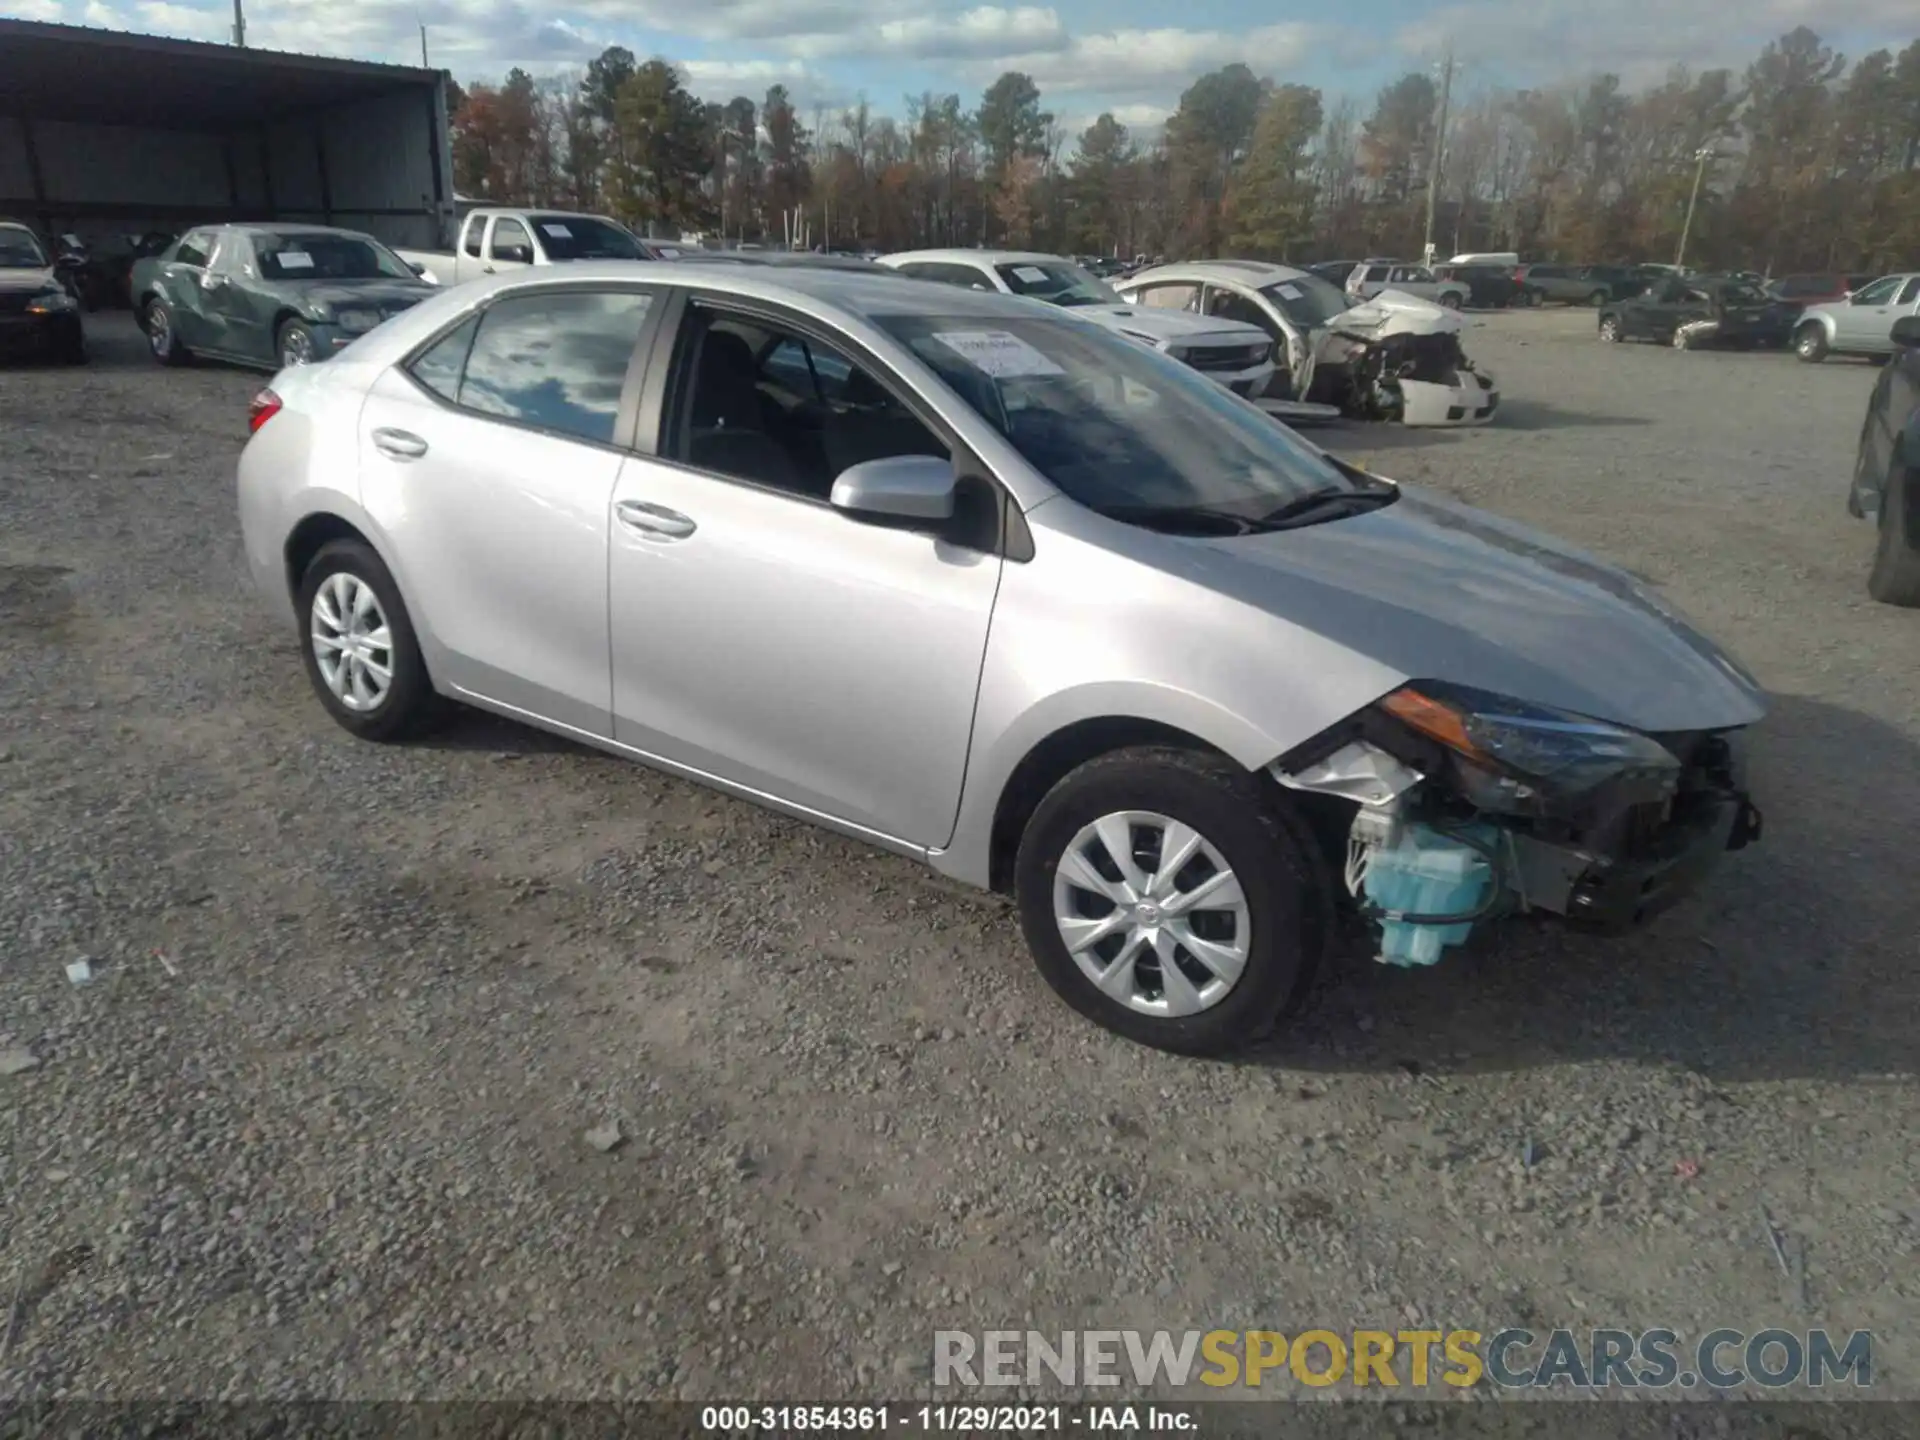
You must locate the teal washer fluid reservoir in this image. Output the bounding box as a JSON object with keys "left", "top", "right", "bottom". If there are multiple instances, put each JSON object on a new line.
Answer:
{"left": 1362, "top": 821, "right": 1501, "bottom": 967}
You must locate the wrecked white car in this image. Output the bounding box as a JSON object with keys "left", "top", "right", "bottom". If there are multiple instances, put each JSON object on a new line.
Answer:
{"left": 1115, "top": 261, "right": 1499, "bottom": 427}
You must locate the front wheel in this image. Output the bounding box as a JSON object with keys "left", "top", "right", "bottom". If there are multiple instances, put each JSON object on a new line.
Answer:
{"left": 1795, "top": 324, "right": 1829, "bottom": 363}
{"left": 1510, "top": 289, "right": 1534, "bottom": 309}
{"left": 1013, "top": 746, "right": 1331, "bottom": 1056}
{"left": 1598, "top": 315, "right": 1621, "bottom": 343}
{"left": 1671, "top": 327, "right": 1693, "bottom": 351}
{"left": 1438, "top": 292, "right": 1462, "bottom": 310}
{"left": 1868, "top": 462, "right": 1920, "bottom": 607}
{"left": 277, "top": 319, "right": 318, "bottom": 369}
{"left": 296, "top": 539, "right": 441, "bottom": 741}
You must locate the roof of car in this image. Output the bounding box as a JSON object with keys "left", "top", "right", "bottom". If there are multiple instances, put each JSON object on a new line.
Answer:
{"left": 436, "top": 258, "right": 1055, "bottom": 323}
{"left": 882, "top": 249, "right": 1073, "bottom": 268}
{"left": 674, "top": 251, "right": 891, "bottom": 273}
{"left": 224, "top": 222, "right": 376, "bottom": 238}
{"left": 1121, "top": 259, "right": 1320, "bottom": 286}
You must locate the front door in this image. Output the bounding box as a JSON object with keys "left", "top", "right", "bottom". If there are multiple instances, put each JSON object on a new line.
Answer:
{"left": 1203, "top": 284, "right": 1295, "bottom": 396}
{"left": 607, "top": 302, "right": 1002, "bottom": 847}
{"left": 161, "top": 229, "right": 220, "bottom": 349}
{"left": 1834, "top": 276, "right": 1903, "bottom": 349}
{"left": 353, "top": 285, "right": 660, "bottom": 736}
{"left": 200, "top": 231, "right": 270, "bottom": 362}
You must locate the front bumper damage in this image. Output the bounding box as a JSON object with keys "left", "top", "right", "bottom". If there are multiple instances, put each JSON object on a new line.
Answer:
{"left": 1310, "top": 290, "right": 1499, "bottom": 428}
{"left": 1272, "top": 721, "right": 1761, "bottom": 967}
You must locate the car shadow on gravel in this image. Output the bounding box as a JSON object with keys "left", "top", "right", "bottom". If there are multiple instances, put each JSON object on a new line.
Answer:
{"left": 1491, "top": 399, "right": 1653, "bottom": 431}
{"left": 1250, "top": 692, "right": 1918, "bottom": 1086}
{"left": 414, "top": 707, "right": 600, "bottom": 758}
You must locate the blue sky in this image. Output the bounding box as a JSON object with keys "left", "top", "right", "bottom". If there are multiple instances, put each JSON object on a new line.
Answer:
{"left": 7, "top": 0, "right": 1916, "bottom": 138}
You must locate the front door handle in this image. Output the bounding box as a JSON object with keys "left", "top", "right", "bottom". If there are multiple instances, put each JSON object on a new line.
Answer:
{"left": 616, "top": 499, "right": 697, "bottom": 541}
{"left": 372, "top": 427, "right": 428, "bottom": 460}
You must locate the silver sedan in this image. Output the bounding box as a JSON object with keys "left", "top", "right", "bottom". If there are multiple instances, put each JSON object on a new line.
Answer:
{"left": 237, "top": 263, "right": 1767, "bottom": 1054}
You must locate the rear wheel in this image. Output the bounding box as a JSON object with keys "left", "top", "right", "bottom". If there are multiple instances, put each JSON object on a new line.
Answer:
{"left": 1598, "top": 315, "right": 1621, "bottom": 343}
{"left": 277, "top": 319, "right": 317, "bottom": 369}
{"left": 1510, "top": 289, "right": 1535, "bottom": 309}
{"left": 1672, "top": 327, "right": 1694, "bottom": 351}
{"left": 1014, "top": 746, "right": 1331, "bottom": 1056}
{"left": 296, "top": 539, "right": 442, "bottom": 741}
{"left": 1438, "top": 292, "right": 1462, "bottom": 310}
{"left": 1868, "top": 461, "right": 1920, "bottom": 608}
{"left": 1588, "top": 289, "right": 1610, "bottom": 306}
{"left": 1795, "top": 324, "right": 1829, "bottom": 363}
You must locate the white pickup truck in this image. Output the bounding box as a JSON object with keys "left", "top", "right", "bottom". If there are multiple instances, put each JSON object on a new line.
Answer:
{"left": 396, "top": 208, "right": 681, "bottom": 287}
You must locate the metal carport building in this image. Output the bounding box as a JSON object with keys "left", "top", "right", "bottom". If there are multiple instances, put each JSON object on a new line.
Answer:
{"left": 0, "top": 18, "right": 454, "bottom": 250}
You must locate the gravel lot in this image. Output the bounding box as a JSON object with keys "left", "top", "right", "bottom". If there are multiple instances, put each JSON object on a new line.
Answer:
{"left": 2, "top": 307, "right": 1916, "bottom": 1412}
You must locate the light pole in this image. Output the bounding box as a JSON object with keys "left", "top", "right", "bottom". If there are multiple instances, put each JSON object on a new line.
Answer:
{"left": 716, "top": 126, "right": 751, "bottom": 247}
{"left": 1675, "top": 145, "right": 1714, "bottom": 270}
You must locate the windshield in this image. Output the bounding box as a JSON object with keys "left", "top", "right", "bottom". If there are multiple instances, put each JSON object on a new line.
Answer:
{"left": 528, "top": 215, "right": 647, "bottom": 260}
{"left": 258, "top": 234, "right": 415, "bottom": 281}
{"left": 875, "top": 312, "right": 1360, "bottom": 522}
{"left": 0, "top": 227, "right": 49, "bottom": 268}
{"left": 994, "top": 261, "right": 1120, "bottom": 308}
{"left": 1260, "top": 275, "right": 1351, "bottom": 329}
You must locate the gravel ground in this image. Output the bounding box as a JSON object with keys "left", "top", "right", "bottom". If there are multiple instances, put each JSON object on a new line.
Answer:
{"left": 1, "top": 309, "right": 1916, "bottom": 1412}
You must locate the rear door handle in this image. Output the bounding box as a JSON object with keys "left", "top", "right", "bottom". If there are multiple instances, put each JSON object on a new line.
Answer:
{"left": 616, "top": 499, "right": 696, "bottom": 541}
{"left": 372, "top": 427, "right": 428, "bottom": 460}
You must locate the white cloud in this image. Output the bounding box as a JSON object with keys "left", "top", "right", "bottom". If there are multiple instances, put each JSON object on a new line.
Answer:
{"left": 7, "top": 0, "right": 65, "bottom": 19}
{"left": 978, "top": 20, "right": 1320, "bottom": 100}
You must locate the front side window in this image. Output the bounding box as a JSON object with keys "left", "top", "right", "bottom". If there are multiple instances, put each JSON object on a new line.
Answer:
{"left": 994, "top": 261, "right": 1118, "bottom": 308}
{"left": 174, "top": 231, "right": 214, "bottom": 268}
{"left": 257, "top": 233, "right": 413, "bottom": 281}
{"left": 671, "top": 309, "right": 947, "bottom": 501}
{"left": 1136, "top": 282, "right": 1198, "bottom": 311}
{"left": 875, "top": 312, "right": 1360, "bottom": 526}
{"left": 525, "top": 214, "right": 646, "bottom": 261}
{"left": 1361, "top": 265, "right": 1389, "bottom": 283}
{"left": 0, "top": 226, "right": 48, "bottom": 268}
{"left": 455, "top": 290, "right": 653, "bottom": 445}
{"left": 490, "top": 218, "right": 534, "bottom": 261}
{"left": 1203, "top": 288, "right": 1275, "bottom": 335}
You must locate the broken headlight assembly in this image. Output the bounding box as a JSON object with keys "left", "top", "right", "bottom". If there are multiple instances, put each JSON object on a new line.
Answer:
{"left": 1375, "top": 681, "right": 1680, "bottom": 816}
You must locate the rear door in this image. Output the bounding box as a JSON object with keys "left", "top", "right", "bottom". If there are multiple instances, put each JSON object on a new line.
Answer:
{"left": 354, "top": 283, "right": 663, "bottom": 736}
{"left": 161, "top": 229, "right": 220, "bottom": 348}
{"left": 201, "top": 231, "right": 272, "bottom": 362}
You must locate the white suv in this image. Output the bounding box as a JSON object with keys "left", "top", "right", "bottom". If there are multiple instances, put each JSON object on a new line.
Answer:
{"left": 878, "top": 249, "right": 1278, "bottom": 399}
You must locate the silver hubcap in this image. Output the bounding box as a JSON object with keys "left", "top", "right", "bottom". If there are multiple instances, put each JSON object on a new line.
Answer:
{"left": 1601, "top": 321, "right": 1616, "bottom": 340}
{"left": 311, "top": 572, "right": 393, "bottom": 712}
{"left": 149, "top": 308, "right": 169, "bottom": 355}
{"left": 1052, "top": 810, "right": 1251, "bottom": 1019}
{"left": 1799, "top": 334, "right": 1816, "bottom": 356}
{"left": 282, "top": 328, "right": 313, "bottom": 366}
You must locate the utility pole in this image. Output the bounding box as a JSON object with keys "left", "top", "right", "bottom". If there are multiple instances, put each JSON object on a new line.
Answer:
{"left": 1422, "top": 44, "right": 1454, "bottom": 266}
{"left": 420, "top": 25, "right": 430, "bottom": 66}
{"left": 1675, "top": 145, "right": 1713, "bottom": 269}
{"left": 231, "top": 0, "right": 245, "bottom": 46}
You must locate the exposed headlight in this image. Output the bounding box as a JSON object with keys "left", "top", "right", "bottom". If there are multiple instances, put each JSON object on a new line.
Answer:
{"left": 335, "top": 308, "right": 381, "bottom": 334}
{"left": 1378, "top": 681, "right": 1679, "bottom": 812}
{"left": 27, "top": 289, "right": 76, "bottom": 314}
{"left": 1122, "top": 330, "right": 1166, "bottom": 349}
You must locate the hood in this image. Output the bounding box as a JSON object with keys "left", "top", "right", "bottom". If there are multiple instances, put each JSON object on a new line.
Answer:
{"left": 1328, "top": 290, "right": 1465, "bottom": 341}
{"left": 1080, "top": 304, "right": 1267, "bottom": 345}
{"left": 0, "top": 265, "right": 59, "bottom": 293}
{"left": 279, "top": 278, "right": 434, "bottom": 309}
{"left": 1192, "top": 484, "right": 1766, "bottom": 735}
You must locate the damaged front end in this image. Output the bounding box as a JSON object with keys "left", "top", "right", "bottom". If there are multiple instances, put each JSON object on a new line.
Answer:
{"left": 1271, "top": 683, "right": 1762, "bottom": 967}
{"left": 1315, "top": 290, "right": 1500, "bottom": 427}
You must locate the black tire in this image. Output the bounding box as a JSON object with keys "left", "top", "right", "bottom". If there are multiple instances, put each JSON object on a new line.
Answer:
{"left": 143, "top": 298, "right": 191, "bottom": 366}
{"left": 1795, "top": 324, "right": 1829, "bottom": 363}
{"left": 1013, "top": 745, "right": 1332, "bottom": 1056}
{"left": 1588, "top": 290, "right": 1609, "bottom": 306}
{"left": 1598, "top": 315, "right": 1621, "bottom": 343}
{"left": 276, "top": 319, "right": 318, "bottom": 370}
{"left": 1438, "top": 292, "right": 1462, "bottom": 310}
{"left": 295, "top": 538, "right": 442, "bottom": 741}
{"left": 1867, "top": 460, "right": 1920, "bottom": 607}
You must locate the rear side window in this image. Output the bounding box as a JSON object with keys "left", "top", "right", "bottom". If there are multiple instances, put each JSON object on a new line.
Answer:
{"left": 462, "top": 221, "right": 483, "bottom": 258}
{"left": 407, "top": 315, "right": 479, "bottom": 402}
{"left": 442, "top": 290, "right": 653, "bottom": 445}
{"left": 1898, "top": 278, "right": 1920, "bottom": 305}
{"left": 174, "top": 231, "right": 213, "bottom": 267}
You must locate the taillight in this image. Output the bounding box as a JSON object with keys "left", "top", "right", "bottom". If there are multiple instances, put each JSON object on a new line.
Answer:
{"left": 248, "top": 388, "right": 282, "bottom": 434}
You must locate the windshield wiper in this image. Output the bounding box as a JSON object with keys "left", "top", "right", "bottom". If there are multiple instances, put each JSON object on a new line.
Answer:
{"left": 1099, "top": 504, "right": 1265, "bottom": 535}
{"left": 1256, "top": 485, "right": 1398, "bottom": 529}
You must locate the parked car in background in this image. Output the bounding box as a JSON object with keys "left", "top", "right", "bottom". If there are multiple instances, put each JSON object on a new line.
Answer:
{"left": 1115, "top": 260, "right": 1498, "bottom": 427}
{"left": 675, "top": 251, "right": 889, "bottom": 274}
{"left": 109, "top": 232, "right": 177, "bottom": 309}
{"left": 133, "top": 223, "right": 433, "bottom": 370}
{"left": 1309, "top": 260, "right": 1361, "bottom": 288}
{"left": 0, "top": 219, "right": 86, "bottom": 364}
{"left": 1433, "top": 263, "right": 1521, "bottom": 308}
{"left": 396, "top": 207, "right": 650, "bottom": 287}
{"left": 1580, "top": 265, "right": 1650, "bottom": 302}
{"left": 237, "top": 261, "right": 1764, "bottom": 1054}
{"left": 877, "top": 249, "right": 1278, "bottom": 399}
{"left": 1792, "top": 274, "right": 1920, "bottom": 363}
{"left": 1598, "top": 276, "right": 1782, "bottom": 350}
{"left": 1446, "top": 251, "right": 1519, "bottom": 269}
{"left": 1513, "top": 263, "right": 1593, "bottom": 305}
{"left": 1850, "top": 315, "right": 1920, "bottom": 606}
{"left": 1767, "top": 272, "right": 1875, "bottom": 306}
{"left": 1344, "top": 260, "right": 1468, "bottom": 308}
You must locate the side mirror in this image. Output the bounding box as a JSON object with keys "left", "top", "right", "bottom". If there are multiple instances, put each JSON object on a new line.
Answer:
{"left": 407, "top": 260, "right": 425, "bottom": 276}
{"left": 497, "top": 245, "right": 533, "bottom": 265}
{"left": 1892, "top": 316, "right": 1920, "bottom": 349}
{"left": 830, "top": 455, "right": 955, "bottom": 523}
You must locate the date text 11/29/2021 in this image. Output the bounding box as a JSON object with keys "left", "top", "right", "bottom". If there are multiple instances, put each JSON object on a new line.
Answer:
{"left": 699, "top": 1405, "right": 1195, "bottom": 1432}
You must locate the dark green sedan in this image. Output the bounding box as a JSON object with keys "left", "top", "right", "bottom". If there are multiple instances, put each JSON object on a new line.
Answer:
{"left": 131, "top": 223, "right": 433, "bottom": 371}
